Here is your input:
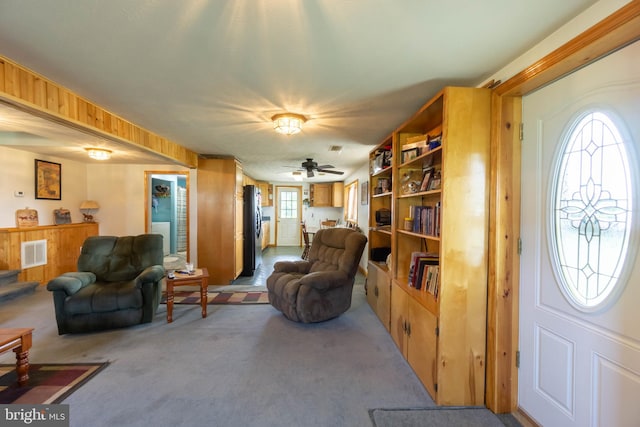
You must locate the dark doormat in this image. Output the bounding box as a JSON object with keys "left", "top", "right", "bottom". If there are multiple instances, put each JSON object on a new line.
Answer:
{"left": 369, "top": 407, "right": 522, "bottom": 427}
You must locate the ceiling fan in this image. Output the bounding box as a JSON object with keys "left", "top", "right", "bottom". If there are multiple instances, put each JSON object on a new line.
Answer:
{"left": 300, "top": 158, "right": 344, "bottom": 178}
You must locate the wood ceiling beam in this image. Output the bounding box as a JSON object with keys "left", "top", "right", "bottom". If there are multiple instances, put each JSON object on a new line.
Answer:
{"left": 0, "top": 55, "right": 198, "bottom": 168}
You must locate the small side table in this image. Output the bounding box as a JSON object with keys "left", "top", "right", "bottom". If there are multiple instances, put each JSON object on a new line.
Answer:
{"left": 165, "top": 268, "right": 209, "bottom": 323}
{"left": 0, "top": 328, "right": 34, "bottom": 386}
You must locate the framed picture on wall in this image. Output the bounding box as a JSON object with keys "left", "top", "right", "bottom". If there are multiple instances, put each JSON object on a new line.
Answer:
{"left": 361, "top": 181, "right": 368, "bottom": 205}
{"left": 35, "top": 159, "right": 61, "bottom": 200}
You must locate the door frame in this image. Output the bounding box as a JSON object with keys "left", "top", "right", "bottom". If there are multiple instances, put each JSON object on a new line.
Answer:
{"left": 486, "top": 2, "right": 640, "bottom": 415}
{"left": 274, "top": 185, "right": 303, "bottom": 247}
{"left": 144, "top": 170, "right": 190, "bottom": 262}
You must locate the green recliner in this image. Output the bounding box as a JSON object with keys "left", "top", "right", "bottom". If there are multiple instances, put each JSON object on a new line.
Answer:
{"left": 267, "top": 227, "right": 367, "bottom": 323}
{"left": 47, "top": 234, "right": 165, "bottom": 334}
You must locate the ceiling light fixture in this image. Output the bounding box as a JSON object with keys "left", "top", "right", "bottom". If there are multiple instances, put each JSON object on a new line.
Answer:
{"left": 271, "top": 113, "right": 306, "bottom": 135}
{"left": 86, "top": 148, "right": 112, "bottom": 160}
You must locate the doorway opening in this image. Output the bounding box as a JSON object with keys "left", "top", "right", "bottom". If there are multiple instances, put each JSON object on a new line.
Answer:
{"left": 144, "top": 171, "right": 190, "bottom": 268}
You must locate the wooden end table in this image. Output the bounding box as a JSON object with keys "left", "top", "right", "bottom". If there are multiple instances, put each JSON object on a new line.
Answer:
{"left": 0, "top": 328, "right": 34, "bottom": 386}
{"left": 165, "top": 267, "right": 209, "bottom": 323}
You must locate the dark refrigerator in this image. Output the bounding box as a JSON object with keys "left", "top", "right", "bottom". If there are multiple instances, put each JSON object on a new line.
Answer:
{"left": 241, "top": 185, "right": 262, "bottom": 276}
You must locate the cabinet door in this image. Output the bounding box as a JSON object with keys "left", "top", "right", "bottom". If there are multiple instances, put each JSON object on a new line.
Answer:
{"left": 258, "top": 182, "right": 272, "bottom": 207}
{"left": 375, "top": 267, "right": 391, "bottom": 331}
{"left": 332, "top": 182, "right": 344, "bottom": 207}
{"left": 366, "top": 264, "right": 379, "bottom": 313}
{"left": 312, "top": 184, "right": 332, "bottom": 207}
{"left": 408, "top": 299, "right": 438, "bottom": 399}
{"left": 390, "top": 284, "right": 409, "bottom": 356}
{"left": 234, "top": 162, "right": 244, "bottom": 277}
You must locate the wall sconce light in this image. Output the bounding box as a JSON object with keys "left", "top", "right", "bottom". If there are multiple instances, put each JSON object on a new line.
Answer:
{"left": 86, "top": 148, "right": 112, "bottom": 160}
{"left": 79, "top": 200, "right": 100, "bottom": 222}
{"left": 271, "top": 113, "right": 306, "bottom": 135}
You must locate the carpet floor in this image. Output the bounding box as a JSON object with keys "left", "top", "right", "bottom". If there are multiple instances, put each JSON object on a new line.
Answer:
{"left": 0, "top": 363, "right": 108, "bottom": 404}
{"left": 161, "top": 290, "right": 269, "bottom": 304}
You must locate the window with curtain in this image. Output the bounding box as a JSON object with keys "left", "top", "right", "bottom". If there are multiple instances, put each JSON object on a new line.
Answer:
{"left": 344, "top": 180, "right": 358, "bottom": 223}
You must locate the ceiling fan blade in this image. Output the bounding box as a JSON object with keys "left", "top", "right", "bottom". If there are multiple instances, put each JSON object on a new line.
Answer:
{"left": 316, "top": 164, "right": 335, "bottom": 169}
{"left": 316, "top": 168, "right": 344, "bottom": 175}
{"left": 307, "top": 169, "right": 314, "bottom": 178}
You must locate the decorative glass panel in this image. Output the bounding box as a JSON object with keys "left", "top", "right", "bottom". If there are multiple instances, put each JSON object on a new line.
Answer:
{"left": 551, "top": 111, "right": 633, "bottom": 309}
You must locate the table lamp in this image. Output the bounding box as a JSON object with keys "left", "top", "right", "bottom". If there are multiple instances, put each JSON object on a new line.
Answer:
{"left": 79, "top": 200, "right": 100, "bottom": 222}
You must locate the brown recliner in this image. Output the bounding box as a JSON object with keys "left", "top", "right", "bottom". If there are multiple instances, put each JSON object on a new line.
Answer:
{"left": 266, "top": 227, "right": 367, "bottom": 323}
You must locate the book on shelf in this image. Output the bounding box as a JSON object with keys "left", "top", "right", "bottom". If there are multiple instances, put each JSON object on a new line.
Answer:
{"left": 414, "top": 257, "right": 439, "bottom": 290}
{"left": 421, "top": 264, "right": 440, "bottom": 297}
{"left": 408, "top": 205, "right": 439, "bottom": 236}
{"left": 407, "top": 251, "right": 438, "bottom": 288}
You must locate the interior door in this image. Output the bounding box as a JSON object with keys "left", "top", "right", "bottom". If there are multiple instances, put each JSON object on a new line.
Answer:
{"left": 276, "top": 186, "right": 301, "bottom": 246}
{"left": 519, "top": 41, "right": 640, "bottom": 426}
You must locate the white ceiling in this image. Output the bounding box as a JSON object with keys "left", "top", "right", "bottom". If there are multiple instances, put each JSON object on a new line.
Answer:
{"left": 0, "top": 0, "right": 598, "bottom": 182}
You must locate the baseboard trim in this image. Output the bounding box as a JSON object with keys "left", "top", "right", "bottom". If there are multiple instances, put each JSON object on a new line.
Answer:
{"left": 512, "top": 407, "right": 541, "bottom": 427}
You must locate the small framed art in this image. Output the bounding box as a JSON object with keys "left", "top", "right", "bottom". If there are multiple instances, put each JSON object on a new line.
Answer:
{"left": 35, "top": 159, "right": 62, "bottom": 200}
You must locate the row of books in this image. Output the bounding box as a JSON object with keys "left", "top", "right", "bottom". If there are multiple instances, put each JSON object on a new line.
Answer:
{"left": 408, "top": 203, "right": 441, "bottom": 236}
{"left": 407, "top": 251, "right": 441, "bottom": 297}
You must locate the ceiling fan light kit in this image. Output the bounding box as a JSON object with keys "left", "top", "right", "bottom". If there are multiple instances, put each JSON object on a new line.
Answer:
{"left": 271, "top": 113, "right": 306, "bottom": 135}
{"left": 85, "top": 147, "right": 112, "bottom": 160}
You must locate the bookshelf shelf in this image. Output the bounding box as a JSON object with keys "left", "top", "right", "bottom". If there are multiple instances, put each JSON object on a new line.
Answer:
{"left": 366, "top": 86, "right": 491, "bottom": 406}
{"left": 396, "top": 229, "right": 441, "bottom": 241}
{"left": 372, "top": 192, "right": 392, "bottom": 198}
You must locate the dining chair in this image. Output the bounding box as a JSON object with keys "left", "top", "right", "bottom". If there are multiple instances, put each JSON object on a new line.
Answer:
{"left": 301, "top": 222, "right": 311, "bottom": 260}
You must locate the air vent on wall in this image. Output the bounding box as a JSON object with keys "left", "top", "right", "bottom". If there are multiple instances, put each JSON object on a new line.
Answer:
{"left": 21, "top": 239, "right": 47, "bottom": 269}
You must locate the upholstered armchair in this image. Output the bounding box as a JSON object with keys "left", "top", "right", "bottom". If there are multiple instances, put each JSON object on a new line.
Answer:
{"left": 267, "top": 228, "right": 367, "bottom": 323}
{"left": 47, "top": 234, "right": 165, "bottom": 334}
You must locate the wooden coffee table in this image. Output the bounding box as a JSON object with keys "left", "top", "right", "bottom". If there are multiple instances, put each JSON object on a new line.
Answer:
{"left": 165, "top": 268, "right": 209, "bottom": 323}
{"left": 0, "top": 328, "right": 34, "bottom": 386}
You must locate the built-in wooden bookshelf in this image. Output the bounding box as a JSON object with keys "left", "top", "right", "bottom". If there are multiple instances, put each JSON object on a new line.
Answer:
{"left": 366, "top": 86, "right": 491, "bottom": 406}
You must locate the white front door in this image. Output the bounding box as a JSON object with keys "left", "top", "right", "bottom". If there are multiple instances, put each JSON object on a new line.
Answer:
{"left": 519, "top": 41, "right": 640, "bottom": 426}
{"left": 276, "top": 186, "right": 301, "bottom": 246}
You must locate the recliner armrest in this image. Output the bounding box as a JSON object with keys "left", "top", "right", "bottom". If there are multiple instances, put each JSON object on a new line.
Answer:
{"left": 135, "top": 265, "right": 165, "bottom": 287}
{"left": 300, "top": 270, "right": 349, "bottom": 291}
{"left": 46, "top": 272, "right": 96, "bottom": 296}
{"left": 273, "top": 260, "right": 311, "bottom": 274}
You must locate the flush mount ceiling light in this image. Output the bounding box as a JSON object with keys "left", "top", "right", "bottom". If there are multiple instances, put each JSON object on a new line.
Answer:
{"left": 271, "top": 113, "right": 306, "bottom": 135}
{"left": 85, "top": 148, "right": 112, "bottom": 160}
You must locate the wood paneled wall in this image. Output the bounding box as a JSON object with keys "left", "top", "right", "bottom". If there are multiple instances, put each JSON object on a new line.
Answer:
{"left": 0, "top": 56, "right": 198, "bottom": 168}
{"left": 0, "top": 222, "right": 98, "bottom": 284}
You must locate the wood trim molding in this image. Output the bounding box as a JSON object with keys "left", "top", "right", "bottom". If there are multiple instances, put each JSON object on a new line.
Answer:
{"left": 0, "top": 55, "right": 198, "bottom": 168}
{"left": 495, "top": 1, "right": 640, "bottom": 97}
{"left": 486, "top": 0, "right": 640, "bottom": 414}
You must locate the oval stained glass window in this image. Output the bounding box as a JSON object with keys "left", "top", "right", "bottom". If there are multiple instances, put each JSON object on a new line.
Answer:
{"left": 551, "top": 111, "right": 633, "bottom": 310}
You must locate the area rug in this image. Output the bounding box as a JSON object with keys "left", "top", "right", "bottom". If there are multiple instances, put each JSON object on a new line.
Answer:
{"left": 0, "top": 363, "right": 108, "bottom": 404}
{"left": 369, "top": 407, "right": 520, "bottom": 427}
{"left": 161, "top": 290, "right": 270, "bottom": 305}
